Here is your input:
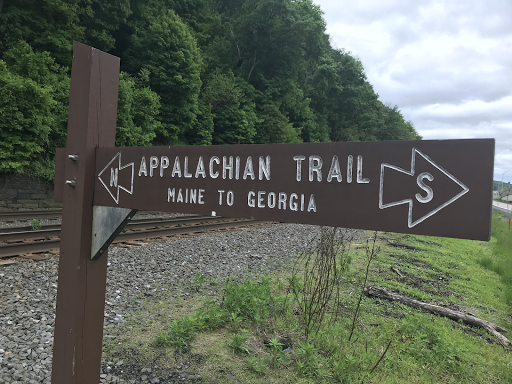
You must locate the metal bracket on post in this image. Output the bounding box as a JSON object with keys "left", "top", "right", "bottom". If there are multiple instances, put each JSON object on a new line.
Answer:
{"left": 91, "top": 207, "right": 137, "bottom": 260}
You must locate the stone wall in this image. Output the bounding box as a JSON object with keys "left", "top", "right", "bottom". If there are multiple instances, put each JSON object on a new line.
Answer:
{"left": 0, "top": 174, "right": 61, "bottom": 211}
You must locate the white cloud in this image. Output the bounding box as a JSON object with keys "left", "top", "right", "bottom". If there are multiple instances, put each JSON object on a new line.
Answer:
{"left": 314, "top": 0, "right": 512, "bottom": 182}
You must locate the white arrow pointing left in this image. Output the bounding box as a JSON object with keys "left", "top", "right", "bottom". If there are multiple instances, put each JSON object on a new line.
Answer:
{"left": 97, "top": 152, "right": 134, "bottom": 204}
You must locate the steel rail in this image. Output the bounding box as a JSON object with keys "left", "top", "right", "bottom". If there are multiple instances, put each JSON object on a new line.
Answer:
{"left": 0, "top": 228, "right": 61, "bottom": 242}
{"left": 0, "top": 209, "right": 62, "bottom": 220}
{"left": 0, "top": 209, "right": 189, "bottom": 221}
{"left": 0, "top": 215, "right": 218, "bottom": 241}
{"left": 0, "top": 218, "right": 267, "bottom": 258}
{"left": 0, "top": 214, "right": 210, "bottom": 235}
{"left": 0, "top": 224, "right": 61, "bottom": 234}
{"left": 112, "top": 218, "right": 258, "bottom": 242}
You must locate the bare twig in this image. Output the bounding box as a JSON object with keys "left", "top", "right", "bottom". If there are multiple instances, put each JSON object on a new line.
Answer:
{"left": 290, "top": 227, "right": 352, "bottom": 339}
{"left": 368, "top": 339, "right": 393, "bottom": 376}
{"left": 247, "top": 51, "right": 261, "bottom": 82}
{"left": 349, "top": 232, "right": 379, "bottom": 342}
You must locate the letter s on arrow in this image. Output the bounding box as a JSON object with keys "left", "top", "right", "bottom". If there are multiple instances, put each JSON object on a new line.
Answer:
{"left": 415, "top": 172, "right": 434, "bottom": 203}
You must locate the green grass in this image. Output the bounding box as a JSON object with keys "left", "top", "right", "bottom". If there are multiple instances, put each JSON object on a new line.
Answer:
{"left": 103, "top": 219, "right": 512, "bottom": 383}
{"left": 479, "top": 212, "right": 512, "bottom": 303}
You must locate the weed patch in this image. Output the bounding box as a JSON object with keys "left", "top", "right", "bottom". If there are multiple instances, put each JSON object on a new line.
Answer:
{"left": 30, "top": 218, "right": 42, "bottom": 230}
{"left": 190, "top": 272, "right": 207, "bottom": 292}
{"left": 479, "top": 212, "right": 512, "bottom": 303}
{"left": 227, "top": 330, "right": 253, "bottom": 355}
{"left": 105, "top": 223, "right": 512, "bottom": 383}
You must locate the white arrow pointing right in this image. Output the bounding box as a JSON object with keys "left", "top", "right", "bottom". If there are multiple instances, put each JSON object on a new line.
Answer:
{"left": 379, "top": 148, "right": 469, "bottom": 228}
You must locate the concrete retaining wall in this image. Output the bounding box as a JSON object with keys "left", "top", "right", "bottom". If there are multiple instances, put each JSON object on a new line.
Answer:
{"left": 0, "top": 174, "right": 61, "bottom": 210}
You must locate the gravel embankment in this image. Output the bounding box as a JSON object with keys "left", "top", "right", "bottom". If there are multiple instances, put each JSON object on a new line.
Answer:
{"left": 0, "top": 219, "right": 355, "bottom": 383}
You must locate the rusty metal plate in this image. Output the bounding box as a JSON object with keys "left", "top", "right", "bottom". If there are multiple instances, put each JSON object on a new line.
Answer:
{"left": 93, "top": 139, "right": 495, "bottom": 241}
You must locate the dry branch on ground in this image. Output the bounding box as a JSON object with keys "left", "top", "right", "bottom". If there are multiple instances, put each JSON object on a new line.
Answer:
{"left": 364, "top": 286, "right": 510, "bottom": 348}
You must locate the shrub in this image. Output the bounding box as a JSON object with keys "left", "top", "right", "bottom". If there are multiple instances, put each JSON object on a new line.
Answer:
{"left": 245, "top": 355, "right": 269, "bottom": 375}
{"left": 157, "top": 316, "right": 198, "bottom": 348}
{"left": 266, "top": 336, "right": 289, "bottom": 369}
{"left": 222, "top": 277, "right": 276, "bottom": 324}
{"left": 30, "top": 219, "right": 42, "bottom": 231}
{"left": 227, "top": 330, "right": 253, "bottom": 355}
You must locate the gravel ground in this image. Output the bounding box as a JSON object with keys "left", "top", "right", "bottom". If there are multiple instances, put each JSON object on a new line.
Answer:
{"left": 0, "top": 220, "right": 358, "bottom": 383}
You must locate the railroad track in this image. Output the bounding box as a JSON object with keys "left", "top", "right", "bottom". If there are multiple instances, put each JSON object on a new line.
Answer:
{"left": 0, "top": 209, "right": 183, "bottom": 221}
{"left": 0, "top": 214, "right": 208, "bottom": 234}
{"left": 0, "top": 215, "right": 269, "bottom": 258}
{"left": 0, "top": 209, "right": 62, "bottom": 220}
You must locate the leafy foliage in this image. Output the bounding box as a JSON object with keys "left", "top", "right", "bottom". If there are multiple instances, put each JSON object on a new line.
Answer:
{"left": 116, "top": 71, "right": 161, "bottom": 147}
{"left": 0, "top": 0, "right": 421, "bottom": 178}
{"left": 479, "top": 212, "right": 512, "bottom": 303}
{"left": 227, "top": 330, "right": 254, "bottom": 355}
{"left": 222, "top": 277, "right": 278, "bottom": 324}
{"left": 203, "top": 69, "right": 257, "bottom": 145}
{"left": 266, "top": 336, "right": 289, "bottom": 369}
{"left": 0, "top": 59, "right": 53, "bottom": 173}
{"left": 2, "top": 42, "right": 70, "bottom": 176}
{"left": 190, "top": 272, "right": 206, "bottom": 292}
{"left": 30, "top": 219, "right": 42, "bottom": 231}
{"left": 245, "top": 355, "right": 269, "bottom": 375}
{"left": 156, "top": 316, "right": 197, "bottom": 348}
{"left": 123, "top": 10, "right": 202, "bottom": 145}
{"left": 0, "top": 41, "right": 160, "bottom": 176}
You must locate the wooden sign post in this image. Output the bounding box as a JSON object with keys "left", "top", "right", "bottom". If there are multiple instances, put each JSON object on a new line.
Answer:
{"left": 51, "top": 42, "right": 120, "bottom": 383}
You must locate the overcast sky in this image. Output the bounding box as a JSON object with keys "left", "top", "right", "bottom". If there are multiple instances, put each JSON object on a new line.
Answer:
{"left": 313, "top": 0, "right": 512, "bottom": 183}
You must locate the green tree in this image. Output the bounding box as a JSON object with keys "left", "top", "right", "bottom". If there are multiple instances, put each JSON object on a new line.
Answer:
{"left": 191, "top": 99, "right": 215, "bottom": 145}
{"left": 116, "top": 71, "right": 162, "bottom": 147}
{"left": 81, "top": 0, "right": 131, "bottom": 53}
{"left": 302, "top": 53, "right": 342, "bottom": 142}
{"left": 254, "top": 103, "right": 301, "bottom": 144}
{"left": 375, "top": 104, "right": 421, "bottom": 141}
{"left": 124, "top": 10, "right": 202, "bottom": 145}
{"left": 0, "top": 0, "right": 86, "bottom": 67}
{"left": 202, "top": 70, "right": 257, "bottom": 145}
{"left": 1, "top": 41, "right": 70, "bottom": 178}
{"left": 0, "top": 61, "right": 53, "bottom": 173}
{"left": 0, "top": 0, "right": 424, "bottom": 176}
{"left": 308, "top": 49, "right": 382, "bottom": 142}
{"left": 216, "top": 0, "right": 329, "bottom": 143}
{"left": 0, "top": 0, "right": 131, "bottom": 67}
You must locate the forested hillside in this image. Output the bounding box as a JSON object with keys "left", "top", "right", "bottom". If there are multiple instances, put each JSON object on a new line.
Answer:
{"left": 0, "top": 0, "right": 421, "bottom": 179}
{"left": 494, "top": 180, "right": 512, "bottom": 192}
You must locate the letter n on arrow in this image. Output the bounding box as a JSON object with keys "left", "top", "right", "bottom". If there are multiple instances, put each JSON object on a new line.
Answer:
{"left": 98, "top": 152, "right": 134, "bottom": 204}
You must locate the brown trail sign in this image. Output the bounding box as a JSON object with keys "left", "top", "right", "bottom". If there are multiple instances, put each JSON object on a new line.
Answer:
{"left": 91, "top": 139, "right": 495, "bottom": 241}
{"left": 52, "top": 42, "right": 495, "bottom": 383}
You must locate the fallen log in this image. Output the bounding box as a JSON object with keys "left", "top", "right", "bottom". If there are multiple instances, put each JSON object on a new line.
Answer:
{"left": 364, "top": 286, "right": 510, "bottom": 348}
